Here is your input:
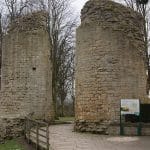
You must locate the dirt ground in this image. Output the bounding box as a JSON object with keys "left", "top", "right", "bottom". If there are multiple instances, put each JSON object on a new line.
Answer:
{"left": 17, "top": 137, "right": 35, "bottom": 150}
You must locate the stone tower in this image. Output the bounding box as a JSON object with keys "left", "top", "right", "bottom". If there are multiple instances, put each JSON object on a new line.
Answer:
{"left": 75, "top": 0, "right": 148, "bottom": 134}
{"left": 0, "top": 12, "right": 54, "bottom": 138}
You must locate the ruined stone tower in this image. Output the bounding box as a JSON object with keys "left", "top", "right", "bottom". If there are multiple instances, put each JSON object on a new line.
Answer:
{"left": 0, "top": 12, "right": 54, "bottom": 138}
{"left": 75, "top": 0, "right": 148, "bottom": 133}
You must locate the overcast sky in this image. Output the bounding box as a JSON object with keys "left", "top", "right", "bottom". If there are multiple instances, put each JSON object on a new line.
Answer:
{"left": 72, "top": 0, "right": 88, "bottom": 14}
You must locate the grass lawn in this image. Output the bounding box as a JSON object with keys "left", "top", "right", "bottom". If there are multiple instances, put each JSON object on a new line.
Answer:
{"left": 0, "top": 139, "right": 24, "bottom": 150}
{"left": 54, "top": 117, "right": 75, "bottom": 124}
{"left": 58, "top": 117, "right": 75, "bottom": 122}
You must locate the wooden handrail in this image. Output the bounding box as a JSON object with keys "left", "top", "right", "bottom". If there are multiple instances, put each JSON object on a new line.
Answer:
{"left": 24, "top": 117, "right": 50, "bottom": 150}
{"left": 25, "top": 117, "right": 49, "bottom": 126}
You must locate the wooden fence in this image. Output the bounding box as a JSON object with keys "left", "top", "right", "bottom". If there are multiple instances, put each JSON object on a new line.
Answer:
{"left": 24, "top": 117, "right": 50, "bottom": 150}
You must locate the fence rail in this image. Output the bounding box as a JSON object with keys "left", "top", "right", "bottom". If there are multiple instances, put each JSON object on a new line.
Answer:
{"left": 24, "top": 117, "right": 50, "bottom": 150}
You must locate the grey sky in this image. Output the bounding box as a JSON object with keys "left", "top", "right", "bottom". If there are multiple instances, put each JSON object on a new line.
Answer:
{"left": 72, "top": 0, "right": 88, "bottom": 14}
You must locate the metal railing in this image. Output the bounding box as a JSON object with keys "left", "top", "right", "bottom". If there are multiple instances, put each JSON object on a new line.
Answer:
{"left": 24, "top": 117, "right": 50, "bottom": 150}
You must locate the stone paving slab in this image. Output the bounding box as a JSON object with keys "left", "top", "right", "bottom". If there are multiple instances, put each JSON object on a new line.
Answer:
{"left": 49, "top": 124, "right": 150, "bottom": 150}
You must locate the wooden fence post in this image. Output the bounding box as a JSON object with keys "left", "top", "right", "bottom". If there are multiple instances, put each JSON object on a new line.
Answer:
{"left": 24, "top": 118, "right": 50, "bottom": 149}
{"left": 27, "top": 118, "right": 31, "bottom": 144}
{"left": 36, "top": 123, "right": 39, "bottom": 150}
{"left": 46, "top": 124, "right": 49, "bottom": 150}
{"left": 24, "top": 117, "right": 26, "bottom": 140}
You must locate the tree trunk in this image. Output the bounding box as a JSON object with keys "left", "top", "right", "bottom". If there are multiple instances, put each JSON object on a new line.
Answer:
{"left": 61, "top": 100, "right": 64, "bottom": 117}
{"left": 0, "top": 13, "right": 2, "bottom": 90}
{"left": 60, "top": 93, "right": 65, "bottom": 117}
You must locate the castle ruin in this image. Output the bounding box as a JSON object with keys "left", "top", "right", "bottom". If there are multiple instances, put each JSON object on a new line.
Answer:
{"left": 0, "top": 12, "right": 54, "bottom": 139}
{"left": 75, "top": 0, "right": 149, "bottom": 134}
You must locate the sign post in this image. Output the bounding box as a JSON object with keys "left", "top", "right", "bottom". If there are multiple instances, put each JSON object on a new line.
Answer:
{"left": 120, "top": 99, "right": 140, "bottom": 135}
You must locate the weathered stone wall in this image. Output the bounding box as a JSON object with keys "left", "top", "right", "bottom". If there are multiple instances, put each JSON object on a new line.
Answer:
{"left": 0, "top": 12, "right": 54, "bottom": 140}
{"left": 75, "top": 0, "right": 149, "bottom": 134}
{"left": 0, "top": 118, "right": 24, "bottom": 142}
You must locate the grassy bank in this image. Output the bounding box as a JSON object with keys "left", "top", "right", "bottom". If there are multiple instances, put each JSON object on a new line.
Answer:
{"left": 54, "top": 117, "right": 75, "bottom": 124}
{"left": 0, "top": 139, "right": 24, "bottom": 150}
{"left": 58, "top": 117, "right": 74, "bottom": 122}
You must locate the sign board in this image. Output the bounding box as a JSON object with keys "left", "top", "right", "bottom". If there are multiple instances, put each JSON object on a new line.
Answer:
{"left": 121, "top": 99, "right": 140, "bottom": 116}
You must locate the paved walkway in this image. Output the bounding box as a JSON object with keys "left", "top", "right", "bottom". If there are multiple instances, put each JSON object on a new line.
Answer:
{"left": 49, "top": 124, "right": 150, "bottom": 150}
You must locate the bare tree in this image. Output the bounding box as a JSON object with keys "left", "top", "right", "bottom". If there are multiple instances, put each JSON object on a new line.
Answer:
{"left": 3, "top": 0, "right": 29, "bottom": 22}
{"left": 47, "top": 0, "right": 76, "bottom": 117}
{"left": 27, "top": 0, "right": 77, "bottom": 117}
{"left": 26, "top": 0, "right": 47, "bottom": 12}
{"left": 0, "top": 12, "right": 3, "bottom": 90}
{"left": 57, "top": 40, "right": 75, "bottom": 116}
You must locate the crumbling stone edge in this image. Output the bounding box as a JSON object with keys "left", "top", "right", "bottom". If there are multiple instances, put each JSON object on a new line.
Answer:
{"left": 0, "top": 118, "right": 25, "bottom": 143}
{"left": 74, "top": 120, "right": 150, "bottom": 136}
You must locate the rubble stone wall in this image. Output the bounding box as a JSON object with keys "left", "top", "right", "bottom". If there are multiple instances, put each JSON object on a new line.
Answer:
{"left": 0, "top": 12, "right": 54, "bottom": 140}
{"left": 75, "top": 0, "right": 148, "bottom": 134}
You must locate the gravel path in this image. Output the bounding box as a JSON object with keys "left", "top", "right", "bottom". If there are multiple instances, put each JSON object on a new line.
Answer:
{"left": 49, "top": 124, "right": 150, "bottom": 150}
